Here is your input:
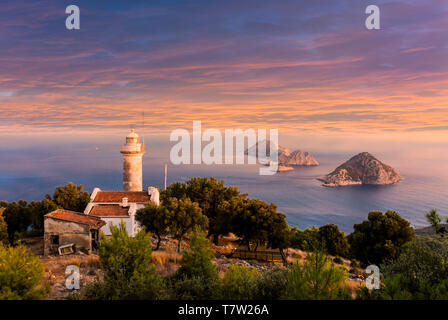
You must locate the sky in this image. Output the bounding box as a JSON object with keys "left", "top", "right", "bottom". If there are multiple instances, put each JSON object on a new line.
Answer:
{"left": 0, "top": 0, "right": 448, "bottom": 135}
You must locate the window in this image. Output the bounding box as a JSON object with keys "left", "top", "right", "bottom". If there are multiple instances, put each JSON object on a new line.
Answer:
{"left": 51, "top": 235, "right": 59, "bottom": 245}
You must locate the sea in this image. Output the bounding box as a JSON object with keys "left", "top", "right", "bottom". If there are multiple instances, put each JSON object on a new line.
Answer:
{"left": 1, "top": 133, "right": 447, "bottom": 233}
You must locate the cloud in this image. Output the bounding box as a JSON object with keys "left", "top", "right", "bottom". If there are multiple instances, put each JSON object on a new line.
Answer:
{"left": 0, "top": 0, "right": 447, "bottom": 134}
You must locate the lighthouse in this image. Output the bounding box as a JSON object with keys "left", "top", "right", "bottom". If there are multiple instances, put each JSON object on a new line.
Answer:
{"left": 120, "top": 129, "right": 145, "bottom": 191}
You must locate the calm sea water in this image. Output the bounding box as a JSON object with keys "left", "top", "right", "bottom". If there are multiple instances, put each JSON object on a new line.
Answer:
{"left": 1, "top": 134, "right": 447, "bottom": 233}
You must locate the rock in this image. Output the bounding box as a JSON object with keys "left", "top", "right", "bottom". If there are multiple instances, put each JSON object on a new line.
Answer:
{"left": 245, "top": 139, "right": 290, "bottom": 158}
{"left": 277, "top": 165, "right": 294, "bottom": 172}
{"left": 318, "top": 152, "right": 401, "bottom": 187}
{"left": 246, "top": 140, "right": 319, "bottom": 172}
{"left": 280, "top": 150, "right": 319, "bottom": 166}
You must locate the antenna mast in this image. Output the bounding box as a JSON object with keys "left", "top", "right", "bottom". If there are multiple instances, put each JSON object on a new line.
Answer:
{"left": 164, "top": 163, "right": 167, "bottom": 190}
{"left": 141, "top": 112, "right": 145, "bottom": 152}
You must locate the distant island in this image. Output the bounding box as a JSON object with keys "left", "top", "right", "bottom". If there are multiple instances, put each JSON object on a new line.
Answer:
{"left": 318, "top": 152, "right": 401, "bottom": 187}
{"left": 246, "top": 140, "right": 319, "bottom": 172}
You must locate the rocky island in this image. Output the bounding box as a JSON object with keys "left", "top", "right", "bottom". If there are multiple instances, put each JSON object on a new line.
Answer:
{"left": 246, "top": 140, "right": 319, "bottom": 171}
{"left": 318, "top": 152, "right": 401, "bottom": 187}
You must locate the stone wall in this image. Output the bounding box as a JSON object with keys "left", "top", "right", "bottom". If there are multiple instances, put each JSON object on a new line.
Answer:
{"left": 44, "top": 217, "right": 92, "bottom": 256}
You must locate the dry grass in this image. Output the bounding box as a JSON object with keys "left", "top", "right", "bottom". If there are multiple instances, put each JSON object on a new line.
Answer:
{"left": 345, "top": 279, "right": 362, "bottom": 299}
{"left": 86, "top": 255, "right": 101, "bottom": 269}
{"left": 152, "top": 250, "right": 182, "bottom": 265}
{"left": 67, "top": 257, "right": 82, "bottom": 268}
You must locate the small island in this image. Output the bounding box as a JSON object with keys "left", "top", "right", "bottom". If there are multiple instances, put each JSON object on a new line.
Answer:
{"left": 246, "top": 140, "right": 319, "bottom": 171}
{"left": 318, "top": 152, "right": 401, "bottom": 187}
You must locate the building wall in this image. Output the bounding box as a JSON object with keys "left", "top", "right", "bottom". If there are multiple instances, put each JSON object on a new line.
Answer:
{"left": 44, "top": 218, "right": 92, "bottom": 256}
{"left": 100, "top": 217, "right": 136, "bottom": 236}
{"left": 123, "top": 153, "right": 143, "bottom": 191}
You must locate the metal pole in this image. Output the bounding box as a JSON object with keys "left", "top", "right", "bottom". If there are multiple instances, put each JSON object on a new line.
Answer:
{"left": 164, "top": 163, "right": 167, "bottom": 190}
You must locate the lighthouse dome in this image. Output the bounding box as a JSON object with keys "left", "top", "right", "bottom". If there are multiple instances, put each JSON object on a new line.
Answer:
{"left": 127, "top": 129, "right": 139, "bottom": 139}
{"left": 126, "top": 129, "right": 139, "bottom": 144}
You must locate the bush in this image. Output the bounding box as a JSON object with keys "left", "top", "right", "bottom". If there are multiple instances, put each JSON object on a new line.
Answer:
{"left": 255, "top": 266, "right": 289, "bottom": 300}
{"left": 381, "top": 236, "right": 448, "bottom": 294}
{"left": 285, "top": 250, "right": 350, "bottom": 300}
{"left": 318, "top": 224, "right": 350, "bottom": 258}
{"left": 0, "top": 243, "right": 48, "bottom": 300}
{"left": 290, "top": 226, "right": 319, "bottom": 251}
{"left": 348, "top": 211, "right": 414, "bottom": 266}
{"left": 83, "top": 223, "right": 167, "bottom": 300}
{"left": 0, "top": 212, "right": 7, "bottom": 245}
{"left": 170, "top": 275, "right": 221, "bottom": 300}
{"left": 221, "top": 264, "right": 260, "bottom": 300}
{"left": 178, "top": 228, "right": 218, "bottom": 280}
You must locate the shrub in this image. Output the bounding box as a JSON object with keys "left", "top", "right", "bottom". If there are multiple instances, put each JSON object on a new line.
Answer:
{"left": 178, "top": 228, "right": 218, "bottom": 280}
{"left": 0, "top": 212, "right": 7, "bottom": 245}
{"left": 285, "top": 250, "right": 349, "bottom": 300}
{"left": 290, "top": 226, "right": 319, "bottom": 251}
{"left": 255, "top": 266, "right": 289, "bottom": 300}
{"left": 381, "top": 236, "right": 448, "bottom": 294}
{"left": 83, "top": 223, "right": 167, "bottom": 300}
{"left": 348, "top": 211, "right": 414, "bottom": 266}
{"left": 0, "top": 243, "right": 48, "bottom": 300}
{"left": 318, "top": 224, "right": 350, "bottom": 257}
{"left": 380, "top": 274, "right": 413, "bottom": 300}
{"left": 170, "top": 275, "right": 221, "bottom": 300}
{"left": 221, "top": 264, "right": 260, "bottom": 300}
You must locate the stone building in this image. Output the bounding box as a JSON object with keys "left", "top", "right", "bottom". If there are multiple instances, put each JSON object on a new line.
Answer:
{"left": 43, "top": 209, "right": 105, "bottom": 256}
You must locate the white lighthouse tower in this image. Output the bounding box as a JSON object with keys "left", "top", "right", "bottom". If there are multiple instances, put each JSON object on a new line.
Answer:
{"left": 120, "top": 129, "right": 145, "bottom": 191}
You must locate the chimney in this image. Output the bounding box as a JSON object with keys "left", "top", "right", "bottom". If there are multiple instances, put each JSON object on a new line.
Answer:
{"left": 121, "top": 197, "right": 128, "bottom": 207}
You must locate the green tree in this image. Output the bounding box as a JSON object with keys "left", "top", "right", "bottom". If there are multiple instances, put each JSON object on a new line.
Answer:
{"left": 318, "top": 223, "right": 350, "bottom": 257}
{"left": 52, "top": 182, "right": 90, "bottom": 212}
{"left": 221, "top": 264, "right": 260, "bottom": 300}
{"left": 0, "top": 243, "right": 48, "bottom": 300}
{"left": 348, "top": 211, "right": 414, "bottom": 266}
{"left": 425, "top": 208, "right": 446, "bottom": 235}
{"left": 164, "top": 197, "right": 208, "bottom": 252}
{"left": 28, "top": 198, "right": 58, "bottom": 233}
{"left": 290, "top": 226, "right": 320, "bottom": 251}
{"left": 163, "top": 177, "right": 244, "bottom": 243}
{"left": 0, "top": 209, "right": 7, "bottom": 245}
{"left": 136, "top": 202, "right": 170, "bottom": 250}
{"left": 84, "top": 223, "right": 166, "bottom": 300}
{"left": 229, "top": 198, "right": 289, "bottom": 254}
{"left": 285, "top": 249, "right": 349, "bottom": 300}
{"left": 178, "top": 228, "right": 218, "bottom": 280}
{"left": 2, "top": 200, "right": 32, "bottom": 242}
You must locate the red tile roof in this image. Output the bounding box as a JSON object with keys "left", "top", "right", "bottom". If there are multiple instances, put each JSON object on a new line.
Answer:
{"left": 93, "top": 191, "right": 151, "bottom": 203}
{"left": 45, "top": 209, "right": 105, "bottom": 229}
{"left": 90, "top": 205, "right": 129, "bottom": 217}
